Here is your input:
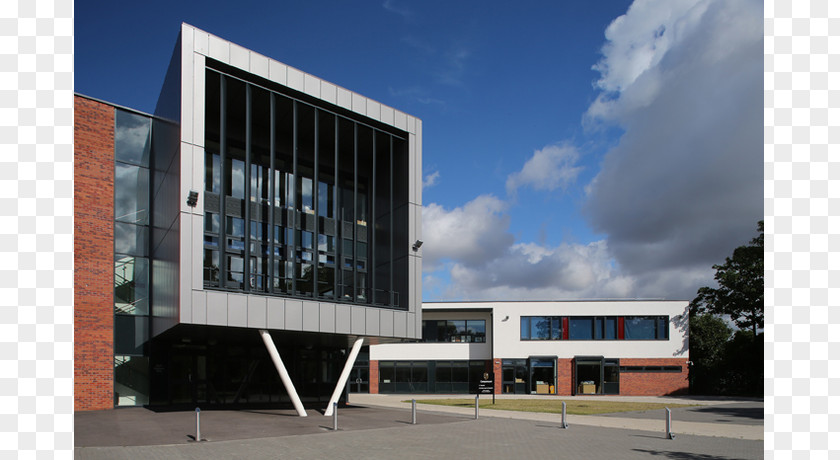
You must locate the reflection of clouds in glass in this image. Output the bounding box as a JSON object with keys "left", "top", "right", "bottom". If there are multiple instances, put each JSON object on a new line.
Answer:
{"left": 115, "top": 163, "right": 149, "bottom": 224}
{"left": 231, "top": 160, "right": 245, "bottom": 198}
{"left": 114, "top": 222, "right": 147, "bottom": 256}
{"left": 114, "top": 223, "right": 136, "bottom": 254}
{"left": 115, "top": 110, "right": 151, "bottom": 166}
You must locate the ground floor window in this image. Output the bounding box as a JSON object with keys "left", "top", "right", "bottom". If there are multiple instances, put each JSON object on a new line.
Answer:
{"left": 114, "top": 355, "right": 149, "bottom": 406}
{"left": 575, "top": 356, "right": 620, "bottom": 395}
{"left": 377, "top": 360, "right": 489, "bottom": 394}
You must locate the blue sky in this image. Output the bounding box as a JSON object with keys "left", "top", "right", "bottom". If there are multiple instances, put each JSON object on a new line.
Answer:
{"left": 75, "top": 0, "right": 763, "bottom": 302}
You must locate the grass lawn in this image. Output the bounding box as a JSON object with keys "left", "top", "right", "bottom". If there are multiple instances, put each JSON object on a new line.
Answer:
{"left": 406, "top": 399, "right": 697, "bottom": 416}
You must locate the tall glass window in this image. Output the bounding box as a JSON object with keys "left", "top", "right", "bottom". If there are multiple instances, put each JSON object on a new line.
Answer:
{"left": 113, "top": 108, "right": 152, "bottom": 407}
{"left": 201, "top": 67, "right": 410, "bottom": 309}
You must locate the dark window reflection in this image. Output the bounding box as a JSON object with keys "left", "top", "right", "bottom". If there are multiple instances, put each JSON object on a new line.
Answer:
{"left": 114, "top": 255, "right": 149, "bottom": 315}
{"left": 115, "top": 109, "right": 151, "bottom": 167}
{"left": 114, "top": 163, "right": 149, "bottom": 224}
{"left": 114, "top": 222, "right": 148, "bottom": 257}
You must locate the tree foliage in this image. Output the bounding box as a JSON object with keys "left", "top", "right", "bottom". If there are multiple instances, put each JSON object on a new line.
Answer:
{"left": 688, "top": 221, "right": 764, "bottom": 395}
{"left": 688, "top": 314, "right": 732, "bottom": 394}
{"left": 690, "top": 221, "right": 763, "bottom": 335}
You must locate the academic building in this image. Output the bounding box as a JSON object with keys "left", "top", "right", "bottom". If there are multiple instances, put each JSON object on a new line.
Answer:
{"left": 74, "top": 24, "right": 688, "bottom": 413}
{"left": 365, "top": 300, "right": 689, "bottom": 396}
{"left": 75, "top": 23, "right": 424, "bottom": 412}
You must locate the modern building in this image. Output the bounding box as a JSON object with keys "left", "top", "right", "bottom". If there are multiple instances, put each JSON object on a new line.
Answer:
{"left": 75, "top": 23, "right": 424, "bottom": 412}
{"left": 366, "top": 301, "right": 690, "bottom": 396}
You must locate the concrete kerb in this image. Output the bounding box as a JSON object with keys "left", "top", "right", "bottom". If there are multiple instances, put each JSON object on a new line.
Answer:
{"left": 349, "top": 394, "right": 763, "bottom": 441}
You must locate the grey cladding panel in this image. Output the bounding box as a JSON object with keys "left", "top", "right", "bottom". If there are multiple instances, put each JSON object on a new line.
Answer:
{"left": 365, "top": 309, "right": 380, "bottom": 335}
{"left": 285, "top": 300, "right": 303, "bottom": 330}
{"left": 302, "top": 301, "right": 319, "bottom": 331}
{"left": 351, "top": 308, "right": 365, "bottom": 335}
{"left": 319, "top": 303, "right": 336, "bottom": 333}
{"left": 336, "top": 305, "right": 351, "bottom": 334}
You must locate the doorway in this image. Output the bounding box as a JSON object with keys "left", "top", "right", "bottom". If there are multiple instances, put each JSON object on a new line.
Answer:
{"left": 574, "top": 356, "right": 620, "bottom": 395}
{"left": 529, "top": 357, "right": 557, "bottom": 394}
{"left": 348, "top": 366, "right": 369, "bottom": 393}
{"left": 501, "top": 359, "right": 527, "bottom": 394}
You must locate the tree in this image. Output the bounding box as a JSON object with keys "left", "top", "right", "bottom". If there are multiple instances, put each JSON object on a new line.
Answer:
{"left": 690, "top": 221, "right": 763, "bottom": 336}
{"left": 688, "top": 314, "right": 732, "bottom": 394}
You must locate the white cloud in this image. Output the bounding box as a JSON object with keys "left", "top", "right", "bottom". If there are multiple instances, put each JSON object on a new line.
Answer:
{"left": 505, "top": 144, "right": 582, "bottom": 196}
{"left": 436, "top": 239, "right": 636, "bottom": 301}
{"left": 422, "top": 195, "right": 636, "bottom": 301}
{"left": 422, "top": 171, "right": 440, "bottom": 189}
{"left": 582, "top": 0, "right": 763, "bottom": 295}
{"left": 422, "top": 195, "right": 513, "bottom": 271}
{"left": 420, "top": 0, "right": 762, "bottom": 303}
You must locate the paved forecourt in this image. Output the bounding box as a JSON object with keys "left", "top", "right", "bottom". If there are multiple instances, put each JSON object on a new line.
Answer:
{"left": 75, "top": 395, "right": 763, "bottom": 459}
{"left": 351, "top": 393, "right": 764, "bottom": 441}
{"left": 75, "top": 414, "right": 762, "bottom": 460}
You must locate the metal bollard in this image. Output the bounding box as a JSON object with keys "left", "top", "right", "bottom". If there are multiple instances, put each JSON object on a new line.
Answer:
{"left": 411, "top": 399, "right": 417, "bottom": 425}
{"left": 333, "top": 402, "right": 338, "bottom": 431}
{"left": 561, "top": 401, "right": 568, "bottom": 429}
{"left": 195, "top": 407, "right": 201, "bottom": 441}
{"left": 665, "top": 407, "right": 675, "bottom": 439}
{"left": 474, "top": 395, "right": 479, "bottom": 420}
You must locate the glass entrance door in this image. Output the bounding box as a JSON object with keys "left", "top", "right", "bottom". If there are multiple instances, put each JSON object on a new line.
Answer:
{"left": 574, "top": 356, "right": 620, "bottom": 395}
{"left": 501, "top": 359, "right": 527, "bottom": 394}
{"left": 348, "top": 366, "right": 369, "bottom": 393}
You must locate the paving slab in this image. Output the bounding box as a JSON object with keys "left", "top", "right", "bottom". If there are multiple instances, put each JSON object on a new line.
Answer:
{"left": 75, "top": 415, "right": 763, "bottom": 460}
{"left": 350, "top": 393, "right": 764, "bottom": 440}
{"left": 74, "top": 405, "right": 462, "bottom": 447}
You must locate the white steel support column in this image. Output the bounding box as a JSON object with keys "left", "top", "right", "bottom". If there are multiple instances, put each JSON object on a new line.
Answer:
{"left": 324, "top": 337, "right": 365, "bottom": 416}
{"left": 259, "top": 330, "right": 307, "bottom": 417}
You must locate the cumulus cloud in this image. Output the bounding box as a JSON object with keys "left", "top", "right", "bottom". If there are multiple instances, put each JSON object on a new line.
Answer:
{"left": 422, "top": 197, "right": 635, "bottom": 300}
{"left": 583, "top": 0, "right": 763, "bottom": 296}
{"left": 505, "top": 144, "right": 583, "bottom": 196}
{"left": 422, "top": 195, "right": 513, "bottom": 271}
{"left": 422, "top": 171, "right": 440, "bottom": 189}
{"left": 420, "top": 0, "right": 762, "bottom": 302}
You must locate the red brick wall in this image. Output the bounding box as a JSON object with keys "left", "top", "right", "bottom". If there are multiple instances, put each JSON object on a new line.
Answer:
{"left": 619, "top": 358, "right": 689, "bottom": 396}
{"left": 369, "top": 360, "right": 379, "bottom": 394}
{"left": 74, "top": 95, "right": 115, "bottom": 411}
{"left": 493, "top": 359, "right": 502, "bottom": 395}
{"left": 556, "top": 358, "right": 574, "bottom": 395}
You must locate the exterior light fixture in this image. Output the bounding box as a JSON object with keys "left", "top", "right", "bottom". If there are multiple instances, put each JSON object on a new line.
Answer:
{"left": 412, "top": 240, "right": 423, "bottom": 251}
{"left": 187, "top": 190, "right": 199, "bottom": 207}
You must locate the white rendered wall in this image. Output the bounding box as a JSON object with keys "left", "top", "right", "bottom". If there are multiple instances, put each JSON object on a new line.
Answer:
{"left": 370, "top": 301, "right": 689, "bottom": 361}
{"left": 487, "top": 301, "right": 689, "bottom": 359}
{"left": 176, "top": 23, "right": 422, "bottom": 340}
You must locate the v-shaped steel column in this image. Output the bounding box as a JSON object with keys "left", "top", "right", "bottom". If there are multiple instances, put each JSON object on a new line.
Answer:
{"left": 259, "top": 330, "right": 307, "bottom": 417}
{"left": 324, "top": 337, "right": 365, "bottom": 416}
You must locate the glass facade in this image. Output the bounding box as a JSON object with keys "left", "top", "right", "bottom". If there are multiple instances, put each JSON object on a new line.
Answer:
{"left": 520, "top": 315, "right": 668, "bottom": 341}
{"left": 520, "top": 316, "right": 562, "bottom": 340}
{"left": 378, "top": 360, "right": 489, "bottom": 394}
{"left": 113, "top": 109, "right": 153, "bottom": 406}
{"left": 421, "top": 319, "right": 486, "bottom": 343}
{"left": 624, "top": 316, "right": 669, "bottom": 340}
{"left": 203, "top": 68, "right": 409, "bottom": 308}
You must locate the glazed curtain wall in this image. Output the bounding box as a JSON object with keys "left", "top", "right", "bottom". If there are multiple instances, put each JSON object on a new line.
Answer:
{"left": 203, "top": 69, "right": 409, "bottom": 309}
